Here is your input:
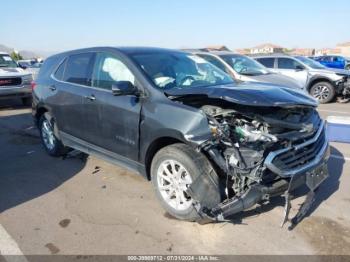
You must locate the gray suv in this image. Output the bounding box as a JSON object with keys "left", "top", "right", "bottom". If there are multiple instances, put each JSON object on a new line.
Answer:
{"left": 255, "top": 54, "right": 350, "bottom": 103}
{"left": 32, "top": 47, "right": 329, "bottom": 227}
{"left": 191, "top": 51, "right": 303, "bottom": 90}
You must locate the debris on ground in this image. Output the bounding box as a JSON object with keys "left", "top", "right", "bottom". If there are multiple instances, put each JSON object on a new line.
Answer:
{"left": 59, "top": 219, "right": 71, "bottom": 228}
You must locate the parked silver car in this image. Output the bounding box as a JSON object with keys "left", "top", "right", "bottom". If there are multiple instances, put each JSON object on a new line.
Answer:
{"left": 254, "top": 54, "right": 350, "bottom": 103}
{"left": 190, "top": 51, "right": 303, "bottom": 90}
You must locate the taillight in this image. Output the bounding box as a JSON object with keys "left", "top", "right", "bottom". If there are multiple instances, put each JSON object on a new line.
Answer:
{"left": 31, "top": 81, "right": 36, "bottom": 90}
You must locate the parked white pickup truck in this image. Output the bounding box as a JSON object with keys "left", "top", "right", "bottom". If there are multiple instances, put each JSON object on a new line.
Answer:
{"left": 0, "top": 52, "right": 33, "bottom": 105}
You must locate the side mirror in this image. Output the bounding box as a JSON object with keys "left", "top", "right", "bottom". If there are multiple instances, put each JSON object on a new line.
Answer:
{"left": 295, "top": 65, "right": 304, "bottom": 71}
{"left": 111, "top": 81, "right": 138, "bottom": 96}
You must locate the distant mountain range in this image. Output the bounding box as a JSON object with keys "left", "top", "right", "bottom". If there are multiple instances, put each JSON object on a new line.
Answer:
{"left": 0, "top": 44, "right": 55, "bottom": 59}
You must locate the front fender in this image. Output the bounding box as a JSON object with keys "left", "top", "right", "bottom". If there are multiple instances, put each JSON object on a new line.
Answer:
{"left": 139, "top": 99, "right": 212, "bottom": 163}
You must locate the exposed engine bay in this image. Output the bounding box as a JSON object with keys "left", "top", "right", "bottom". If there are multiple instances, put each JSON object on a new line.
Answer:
{"left": 199, "top": 104, "right": 320, "bottom": 196}
{"left": 171, "top": 95, "right": 329, "bottom": 228}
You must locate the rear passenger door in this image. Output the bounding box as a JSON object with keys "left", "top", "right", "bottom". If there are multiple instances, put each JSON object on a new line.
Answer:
{"left": 275, "top": 58, "right": 308, "bottom": 87}
{"left": 52, "top": 52, "right": 95, "bottom": 140}
{"left": 82, "top": 52, "right": 141, "bottom": 161}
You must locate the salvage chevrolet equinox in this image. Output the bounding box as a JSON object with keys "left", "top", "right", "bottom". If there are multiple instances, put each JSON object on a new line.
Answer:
{"left": 33, "top": 47, "right": 330, "bottom": 228}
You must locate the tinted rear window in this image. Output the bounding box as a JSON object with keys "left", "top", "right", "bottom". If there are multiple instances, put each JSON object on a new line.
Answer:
{"left": 64, "top": 53, "right": 94, "bottom": 86}
{"left": 37, "top": 56, "right": 59, "bottom": 80}
{"left": 54, "top": 59, "right": 66, "bottom": 80}
{"left": 256, "top": 58, "right": 275, "bottom": 68}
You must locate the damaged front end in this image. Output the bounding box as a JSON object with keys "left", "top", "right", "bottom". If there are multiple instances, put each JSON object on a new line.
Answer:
{"left": 178, "top": 96, "right": 330, "bottom": 228}
{"left": 335, "top": 73, "right": 350, "bottom": 102}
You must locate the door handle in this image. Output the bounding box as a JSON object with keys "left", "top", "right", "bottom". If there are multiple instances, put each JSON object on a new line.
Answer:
{"left": 49, "top": 85, "right": 56, "bottom": 91}
{"left": 85, "top": 94, "right": 96, "bottom": 101}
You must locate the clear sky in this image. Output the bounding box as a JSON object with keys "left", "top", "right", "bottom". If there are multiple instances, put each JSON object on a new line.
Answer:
{"left": 2, "top": 0, "right": 350, "bottom": 52}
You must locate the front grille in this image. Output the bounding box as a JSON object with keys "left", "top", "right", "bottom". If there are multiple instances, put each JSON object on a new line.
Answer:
{"left": 272, "top": 129, "right": 325, "bottom": 171}
{"left": 265, "top": 121, "right": 328, "bottom": 177}
{"left": 0, "top": 77, "right": 22, "bottom": 87}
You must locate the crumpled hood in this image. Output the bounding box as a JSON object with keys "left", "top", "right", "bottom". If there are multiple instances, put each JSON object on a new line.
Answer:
{"left": 0, "top": 67, "right": 28, "bottom": 77}
{"left": 165, "top": 82, "right": 318, "bottom": 108}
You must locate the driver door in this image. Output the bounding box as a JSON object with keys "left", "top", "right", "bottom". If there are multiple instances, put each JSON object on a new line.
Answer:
{"left": 82, "top": 52, "right": 142, "bottom": 161}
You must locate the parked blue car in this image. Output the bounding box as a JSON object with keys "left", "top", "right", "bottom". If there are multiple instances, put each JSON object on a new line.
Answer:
{"left": 314, "top": 55, "right": 350, "bottom": 70}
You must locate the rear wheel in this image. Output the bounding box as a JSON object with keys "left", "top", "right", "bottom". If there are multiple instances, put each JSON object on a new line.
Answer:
{"left": 309, "top": 81, "right": 335, "bottom": 104}
{"left": 151, "top": 143, "right": 221, "bottom": 221}
{"left": 39, "top": 113, "right": 68, "bottom": 156}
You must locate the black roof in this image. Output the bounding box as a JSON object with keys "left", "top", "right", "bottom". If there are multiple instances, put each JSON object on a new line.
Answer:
{"left": 49, "top": 46, "right": 186, "bottom": 59}
{"left": 116, "top": 46, "right": 183, "bottom": 55}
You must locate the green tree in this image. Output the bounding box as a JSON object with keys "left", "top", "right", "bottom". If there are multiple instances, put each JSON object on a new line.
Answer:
{"left": 10, "top": 52, "right": 23, "bottom": 61}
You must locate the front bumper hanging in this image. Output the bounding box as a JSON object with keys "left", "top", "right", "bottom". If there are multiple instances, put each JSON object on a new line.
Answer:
{"left": 188, "top": 141, "right": 330, "bottom": 228}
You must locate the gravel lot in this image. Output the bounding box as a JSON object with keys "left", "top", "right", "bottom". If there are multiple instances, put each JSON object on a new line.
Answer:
{"left": 0, "top": 99, "right": 349, "bottom": 255}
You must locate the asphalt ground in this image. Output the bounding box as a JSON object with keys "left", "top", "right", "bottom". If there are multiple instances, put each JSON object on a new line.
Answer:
{"left": 0, "top": 99, "right": 349, "bottom": 256}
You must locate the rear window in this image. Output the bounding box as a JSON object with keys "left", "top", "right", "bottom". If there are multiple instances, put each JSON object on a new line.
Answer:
{"left": 63, "top": 53, "right": 94, "bottom": 86}
{"left": 256, "top": 58, "right": 275, "bottom": 68}
{"left": 37, "top": 56, "right": 59, "bottom": 80}
{"left": 54, "top": 59, "right": 66, "bottom": 80}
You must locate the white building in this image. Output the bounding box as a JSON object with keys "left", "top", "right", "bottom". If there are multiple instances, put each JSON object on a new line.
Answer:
{"left": 250, "top": 43, "right": 284, "bottom": 54}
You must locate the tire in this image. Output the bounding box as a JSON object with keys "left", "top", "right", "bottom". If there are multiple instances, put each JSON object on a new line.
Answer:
{"left": 39, "top": 113, "right": 68, "bottom": 157}
{"left": 309, "top": 81, "right": 335, "bottom": 104}
{"left": 151, "top": 143, "right": 221, "bottom": 221}
{"left": 21, "top": 97, "right": 32, "bottom": 106}
{"left": 345, "top": 64, "right": 350, "bottom": 70}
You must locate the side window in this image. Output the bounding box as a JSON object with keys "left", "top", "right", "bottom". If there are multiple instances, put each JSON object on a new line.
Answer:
{"left": 54, "top": 58, "right": 66, "bottom": 80}
{"left": 335, "top": 56, "right": 344, "bottom": 62}
{"left": 324, "top": 56, "right": 332, "bottom": 62}
{"left": 92, "top": 52, "right": 135, "bottom": 90}
{"left": 277, "top": 58, "right": 301, "bottom": 69}
{"left": 64, "top": 53, "right": 95, "bottom": 86}
{"left": 198, "top": 54, "right": 229, "bottom": 74}
{"left": 256, "top": 58, "right": 274, "bottom": 68}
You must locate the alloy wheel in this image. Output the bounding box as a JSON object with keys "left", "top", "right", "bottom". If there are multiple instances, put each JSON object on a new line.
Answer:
{"left": 312, "top": 85, "right": 330, "bottom": 101}
{"left": 156, "top": 159, "right": 193, "bottom": 211}
{"left": 41, "top": 119, "right": 56, "bottom": 150}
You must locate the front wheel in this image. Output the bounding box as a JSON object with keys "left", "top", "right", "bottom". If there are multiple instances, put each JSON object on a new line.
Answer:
{"left": 151, "top": 143, "right": 221, "bottom": 221}
{"left": 309, "top": 81, "right": 335, "bottom": 104}
{"left": 39, "top": 113, "right": 68, "bottom": 157}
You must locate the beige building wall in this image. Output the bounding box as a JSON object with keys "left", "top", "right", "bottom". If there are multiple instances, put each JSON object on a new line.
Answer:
{"left": 336, "top": 42, "right": 350, "bottom": 56}
{"left": 338, "top": 46, "right": 350, "bottom": 56}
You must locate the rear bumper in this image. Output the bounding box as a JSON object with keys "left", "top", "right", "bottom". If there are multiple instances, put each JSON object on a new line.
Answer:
{"left": 0, "top": 85, "right": 31, "bottom": 99}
